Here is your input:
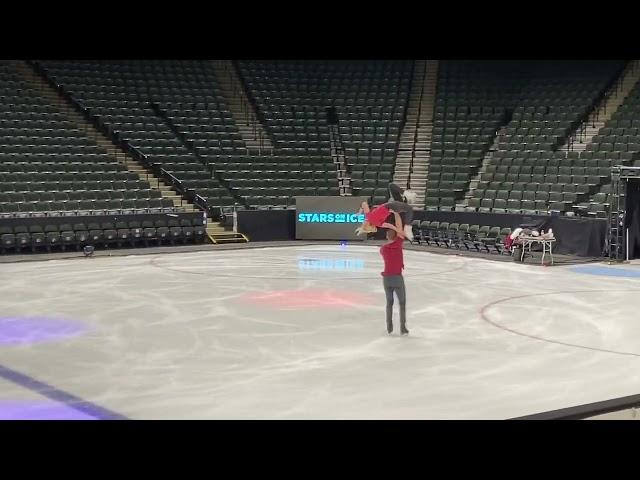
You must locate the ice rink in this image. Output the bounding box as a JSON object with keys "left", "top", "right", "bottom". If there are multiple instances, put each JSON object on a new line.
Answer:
{"left": 1, "top": 243, "right": 640, "bottom": 419}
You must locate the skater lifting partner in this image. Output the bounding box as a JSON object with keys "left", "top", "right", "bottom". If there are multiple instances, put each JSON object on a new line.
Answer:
{"left": 379, "top": 208, "right": 409, "bottom": 336}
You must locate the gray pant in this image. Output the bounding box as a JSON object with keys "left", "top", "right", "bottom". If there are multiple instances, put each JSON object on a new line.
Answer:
{"left": 385, "top": 183, "right": 412, "bottom": 225}
{"left": 383, "top": 275, "right": 407, "bottom": 332}
{"left": 388, "top": 183, "right": 405, "bottom": 202}
{"left": 383, "top": 200, "right": 414, "bottom": 225}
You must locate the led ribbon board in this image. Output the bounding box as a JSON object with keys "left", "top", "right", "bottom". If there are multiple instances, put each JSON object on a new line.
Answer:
{"left": 295, "top": 196, "right": 369, "bottom": 240}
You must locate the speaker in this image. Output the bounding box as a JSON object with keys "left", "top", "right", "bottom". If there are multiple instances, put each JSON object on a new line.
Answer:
{"left": 325, "top": 106, "right": 339, "bottom": 125}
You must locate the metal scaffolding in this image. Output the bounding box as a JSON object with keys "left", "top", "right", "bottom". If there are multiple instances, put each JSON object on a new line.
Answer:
{"left": 606, "top": 165, "right": 640, "bottom": 262}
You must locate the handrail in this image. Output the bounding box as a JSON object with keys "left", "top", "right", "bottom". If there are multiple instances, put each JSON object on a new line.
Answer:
{"left": 231, "top": 60, "right": 274, "bottom": 149}
{"left": 159, "top": 168, "right": 183, "bottom": 192}
{"left": 225, "top": 60, "right": 262, "bottom": 145}
{"left": 154, "top": 103, "right": 245, "bottom": 211}
{"left": 591, "top": 61, "right": 628, "bottom": 124}
{"left": 407, "top": 61, "right": 427, "bottom": 190}
{"left": 564, "top": 60, "right": 632, "bottom": 152}
{"left": 401, "top": 59, "right": 416, "bottom": 129}
{"left": 193, "top": 193, "right": 209, "bottom": 213}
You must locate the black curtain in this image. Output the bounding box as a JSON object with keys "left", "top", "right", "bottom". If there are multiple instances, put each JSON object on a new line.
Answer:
{"left": 237, "top": 210, "right": 296, "bottom": 241}
{"left": 625, "top": 179, "right": 640, "bottom": 259}
{"left": 411, "top": 210, "right": 605, "bottom": 257}
{"left": 548, "top": 216, "right": 606, "bottom": 257}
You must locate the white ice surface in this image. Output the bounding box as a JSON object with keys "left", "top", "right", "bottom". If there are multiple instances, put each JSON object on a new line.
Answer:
{"left": 1, "top": 245, "right": 640, "bottom": 419}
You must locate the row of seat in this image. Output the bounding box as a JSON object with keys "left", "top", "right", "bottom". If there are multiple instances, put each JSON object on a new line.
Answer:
{"left": 465, "top": 197, "right": 576, "bottom": 213}
{"left": 474, "top": 181, "right": 590, "bottom": 195}
{"left": 0, "top": 217, "right": 206, "bottom": 253}
{"left": 484, "top": 165, "right": 610, "bottom": 177}
{"left": 208, "top": 164, "right": 336, "bottom": 174}
{"left": 477, "top": 173, "right": 602, "bottom": 187}
{"left": 412, "top": 220, "right": 512, "bottom": 254}
{"left": 233, "top": 187, "right": 341, "bottom": 197}
{"left": 0, "top": 181, "right": 149, "bottom": 192}
{"left": 4, "top": 204, "right": 186, "bottom": 220}
{"left": 226, "top": 179, "right": 335, "bottom": 188}
{"left": 0, "top": 145, "right": 107, "bottom": 155}
{"left": 0, "top": 198, "right": 175, "bottom": 213}
{"left": 488, "top": 159, "right": 628, "bottom": 170}
{"left": 0, "top": 163, "right": 126, "bottom": 173}
{"left": 0, "top": 172, "right": 139, "bottom": 182}
{"left": 0, "top": 189, "right": 161, "bottom": 202}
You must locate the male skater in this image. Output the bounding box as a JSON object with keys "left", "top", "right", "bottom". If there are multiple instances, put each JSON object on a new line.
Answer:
{"left": 380, "top": 208, "right": 409, "bottom": 336}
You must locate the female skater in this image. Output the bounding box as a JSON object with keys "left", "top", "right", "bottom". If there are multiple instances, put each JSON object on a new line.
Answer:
{"left": 355, "top": 183, "right": 415, "bottom": 241}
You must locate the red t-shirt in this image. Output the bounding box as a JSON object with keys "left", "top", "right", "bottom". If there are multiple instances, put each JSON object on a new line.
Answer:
{"left": 380, "top": 236, "right": 404, "bottom": 276}
{"left": 365, "top": 205, "right": 390, "bottom": 227}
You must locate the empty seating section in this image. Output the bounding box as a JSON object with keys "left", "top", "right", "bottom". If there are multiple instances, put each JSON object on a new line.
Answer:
{"left": 36, "top": 61, "right": 411, "bottom": 208}
{"left": 480, "top": 61, "right": 624, "bottom": 216}
{"left": 4, "top": 58, "right": 631, "bottom": 233}
{"left": 431, "top": 61, "right": 625, "bottom": 215}
{"left": 39, "top": 60, "right": 367, "bottom": 209}
{"left": 575, "top": 81, "right": 640, "bottom": 216}
{"left": 238, "top": 61, "right": 411, "bottom": 204}
{"left": 0, "top": 61, "right": 171, "bottom": 216}
{"left": 428, "top": 61, "right": 515, "bottom": 210}
{"left": 36, "top": 60, "right": 242, "bottom": 209}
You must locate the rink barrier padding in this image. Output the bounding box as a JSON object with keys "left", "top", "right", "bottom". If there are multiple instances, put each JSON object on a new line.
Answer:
{"left": 512, "top": 393, "right": 640, "bottom": 420}
{"left": 237, "top": 208, "right": 606, "bottom": 257}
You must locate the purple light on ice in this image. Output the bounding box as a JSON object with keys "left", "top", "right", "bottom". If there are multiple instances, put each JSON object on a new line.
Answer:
{"left": 0, "top": 317, "right": 89, "bottom": 346}
{"left": 0, "top": 400, "right": 97, "bottom": 420}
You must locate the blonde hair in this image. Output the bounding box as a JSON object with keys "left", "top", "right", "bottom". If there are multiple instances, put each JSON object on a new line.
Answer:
{"left": 355, "top": 222, "right": 377, "bottom": 236}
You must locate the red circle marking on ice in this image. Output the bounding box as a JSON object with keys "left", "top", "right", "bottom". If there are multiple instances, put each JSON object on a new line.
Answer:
{"left": 240, "top": 289, "right": 375, "bottom": 309}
